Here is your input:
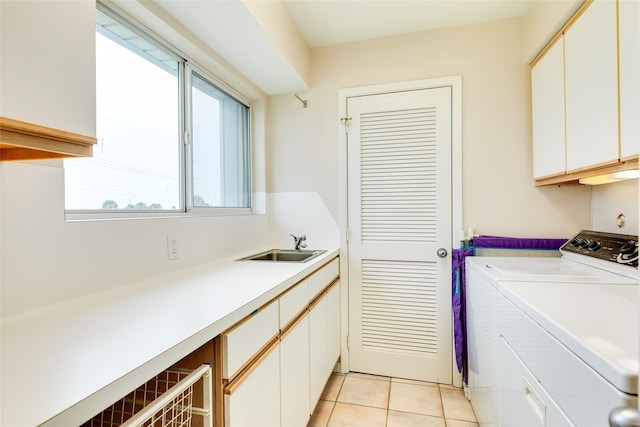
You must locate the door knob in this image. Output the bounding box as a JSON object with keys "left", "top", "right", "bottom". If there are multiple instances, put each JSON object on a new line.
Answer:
{"left": 437, "top": 248, "right": 448, "bottom": 258}
{"left": 609, "top": 407, "right": 640, "bottom": 427}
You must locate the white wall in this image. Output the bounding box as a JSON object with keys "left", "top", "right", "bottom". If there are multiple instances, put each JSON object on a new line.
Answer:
{"left": 267, "top": 191, "right": 339, "bottom": 249}
{"left": 267, "top": 17, "right": 591, "bottom": 239}
{"left": 0, "top": 1, "right": 274, "bottom": 319}
{"left": 0, "top": 161, "right": 271, "bottom": 318}
{"left": 523, "top": 0, "right": 583, "bottom": 63}
{"left": 592, "top": 180, "right": 639, "bottom": 236}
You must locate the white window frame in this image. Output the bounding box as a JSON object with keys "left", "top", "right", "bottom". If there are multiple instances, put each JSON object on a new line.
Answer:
{"left": 65, "top": 1, "right": 252, "bottom": 221}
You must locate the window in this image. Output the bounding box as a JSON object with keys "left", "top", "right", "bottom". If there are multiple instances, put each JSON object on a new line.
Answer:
{"left": 191, "top": 73, "right": 251, "bottom": 208}
{"left": 64, "top": 4, "right": 251, "bottom": 214}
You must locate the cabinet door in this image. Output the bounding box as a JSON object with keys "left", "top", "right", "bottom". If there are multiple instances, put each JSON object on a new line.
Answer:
{"left": 619, "top": 0, "right": 640, "bottom": 159}
{"left": 532, "top": 38, "right": 566, "bottom": 179}
{"left": 564, "top": 0, "right": 618, "bottom": 171}
{"left": 280, "top": 314, "right": 310, "bottom": 427}
{"left": 326, "top": 283, "right": 341, "bottom": 366}
{"left": 224, "top": 343, "right": 281, "bottom": 427}
{"left": 0, "top": 1, "right": 95, "bottom": 137}
{"left": 309, "top": 294, "right": 329, "bottom": 411}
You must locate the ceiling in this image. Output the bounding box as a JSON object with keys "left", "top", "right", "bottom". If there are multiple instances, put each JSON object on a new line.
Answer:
{"left": 151, "top": 0, "right": 535, "bottom": 95}
{"left": 283, "top": 0, "right": 535, "bottom": 48}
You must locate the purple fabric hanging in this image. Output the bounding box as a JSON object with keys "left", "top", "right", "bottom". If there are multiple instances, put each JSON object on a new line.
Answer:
{"left": 452, "top": 234, "right": 566, "bottom": 384}
{"left": 473, "top": 235, "right": 566, "bottom": 250}
{"left": 452, "top": 247, "right": 474, "bottom": 383}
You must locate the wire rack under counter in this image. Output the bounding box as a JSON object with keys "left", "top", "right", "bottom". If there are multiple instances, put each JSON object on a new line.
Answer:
{"left": 81, "top": 364, "right": 212, "bottom": 427}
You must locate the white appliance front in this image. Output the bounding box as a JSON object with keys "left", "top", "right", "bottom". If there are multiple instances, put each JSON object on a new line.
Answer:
{"left": 466, "top": 230, "right": 638, "bottom": 427}
{"left": 466, "top": 255, "right": 637, "bottom": 427}
{"left": 499, "top": 282, "right": 637, "bottom": 426}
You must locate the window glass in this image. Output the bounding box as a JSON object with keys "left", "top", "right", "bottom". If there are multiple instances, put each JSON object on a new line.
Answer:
{"left": 65, "top": 10, "right": 180, "bottom": 211}
{"left": 64, "top": 5, "right": 252, "bottom": 215}
{"left": 191, "top": 73, "right": 251, "bottom": 209}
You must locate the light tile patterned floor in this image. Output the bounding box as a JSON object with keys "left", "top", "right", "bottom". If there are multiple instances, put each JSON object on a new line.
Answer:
{"left": 308, "top": 373, "right": 478, "bottom": 427}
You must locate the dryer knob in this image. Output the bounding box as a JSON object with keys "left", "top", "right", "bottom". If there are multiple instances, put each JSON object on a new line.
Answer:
{"left": 620, "top": 241, "right": 638, "bottom": 255}
{"left": 587, "top": 240, "right": 601, "bottom": 251}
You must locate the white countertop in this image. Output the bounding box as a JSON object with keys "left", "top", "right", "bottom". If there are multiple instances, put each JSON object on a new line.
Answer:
{"left": 498, "top": 280, "right": 639, "bottom": 394}
{"left": 1, "top": 248, "right": 339, "bottom": 427}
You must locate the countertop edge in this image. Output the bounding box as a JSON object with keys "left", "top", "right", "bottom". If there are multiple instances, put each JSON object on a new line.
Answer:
{"left": 3, "top": 248, "right": 339, "bottom": 427}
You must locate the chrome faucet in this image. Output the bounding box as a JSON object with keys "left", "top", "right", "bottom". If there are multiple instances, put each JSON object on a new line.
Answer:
{"left": 290, "top": 234, "right": 307, "bottom": 251}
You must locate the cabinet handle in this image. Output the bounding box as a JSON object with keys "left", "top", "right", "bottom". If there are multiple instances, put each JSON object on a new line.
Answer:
{"left": 524, "top": 378, "right": 546, "bottom": 423}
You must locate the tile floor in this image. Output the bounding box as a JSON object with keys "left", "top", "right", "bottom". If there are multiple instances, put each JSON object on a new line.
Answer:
{"left": 308, "top": 372, "right": 478, "bottom": 427}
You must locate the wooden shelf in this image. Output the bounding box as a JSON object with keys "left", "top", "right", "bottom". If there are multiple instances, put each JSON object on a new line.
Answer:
{"left": 0, "top": 116, "right": 96, "bottom": 161}
{"left": 535, "top": 157, "right": 639, "bottom": 186}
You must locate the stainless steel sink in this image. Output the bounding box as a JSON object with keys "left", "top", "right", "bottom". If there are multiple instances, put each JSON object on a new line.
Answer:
{"left": 239, "top": 249, "right": 326, "bottom": 262}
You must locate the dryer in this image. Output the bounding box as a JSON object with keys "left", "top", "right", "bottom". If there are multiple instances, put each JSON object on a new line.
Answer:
{"left": 466, "top": 230, "right": 638, "bottom": 427}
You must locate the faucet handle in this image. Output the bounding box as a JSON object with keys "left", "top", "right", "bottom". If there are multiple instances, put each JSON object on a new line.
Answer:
{"left": 290, "top": 234, "right": 307, "bottom": 250}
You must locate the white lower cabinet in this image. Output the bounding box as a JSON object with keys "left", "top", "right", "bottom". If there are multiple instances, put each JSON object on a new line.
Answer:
{"left": 500, "top": 337, "right": 573, "bottom": 427}
{"left": 326, "top": 284, "right": 341, "bottom": 368}
{"left": 224, "top": 341, "right": 281, "bottom": 427}
{"left": 221, "top": 257, "right": 340, "bottom": 427}
{"left": 309, "top": 292, "right": 329, "bottom": 409}
{"left": 309, "top": 281, "right": 341, "bottom": 413}
{"left": 280, "top": 314, "right": 310, "bottom": 427}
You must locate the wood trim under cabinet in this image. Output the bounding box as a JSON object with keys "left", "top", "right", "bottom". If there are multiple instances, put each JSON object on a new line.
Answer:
{"left": 534, "top": 156, "right": 639, "bottom": 186}
{"left": 0, "top": 116, "right": 97, "bottom": 161}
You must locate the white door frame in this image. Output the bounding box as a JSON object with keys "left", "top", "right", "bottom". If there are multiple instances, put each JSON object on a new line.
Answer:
{"left": 337, "top": 76, "right": 463, "bottom": 385}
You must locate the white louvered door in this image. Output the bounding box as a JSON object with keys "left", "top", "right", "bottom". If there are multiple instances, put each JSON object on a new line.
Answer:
{"left": 346, "top": 87, "right": 452, "bottom": 383}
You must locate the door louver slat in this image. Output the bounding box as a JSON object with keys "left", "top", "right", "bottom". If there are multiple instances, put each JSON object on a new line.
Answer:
{"left": 361, "top": 259, "right": 438, "bottom": 356}
{"left": 360, "top": 107, "right": 437, "bottom": 243}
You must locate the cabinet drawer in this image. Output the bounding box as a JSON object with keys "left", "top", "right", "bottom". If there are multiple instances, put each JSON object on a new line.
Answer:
{"left": 308, "top": 258, "right": 339, "bottom": 299}
{"left": 279, "top": 280, "right": 309, "bottom": 329}
{"left": 222, "top": 301, "right": 278, "bottom": 379}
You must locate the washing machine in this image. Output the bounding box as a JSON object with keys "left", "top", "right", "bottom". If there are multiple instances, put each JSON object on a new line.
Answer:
{"left": 466, "top": 230, "right": 638, "bottom": 427}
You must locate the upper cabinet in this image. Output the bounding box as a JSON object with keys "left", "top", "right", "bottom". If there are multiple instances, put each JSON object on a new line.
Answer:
{"left": 0, "top": 1, "right": 96, "bottom": 160}
{"left": 619, "top": 0, "right": 640, "bottom": 160}
{"left": 531, "top": 0, "right": 639, "bottom": 186}
{"left": 532, "top": 38, "right": 565, "bottom": 179}
{"left": 564, "top": 0, "right": 618, "bottom": 171}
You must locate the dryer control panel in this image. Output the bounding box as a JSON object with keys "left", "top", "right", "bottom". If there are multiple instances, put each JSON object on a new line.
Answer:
{"left": 561, "top": 230, "right": 638, "bottom": 268}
